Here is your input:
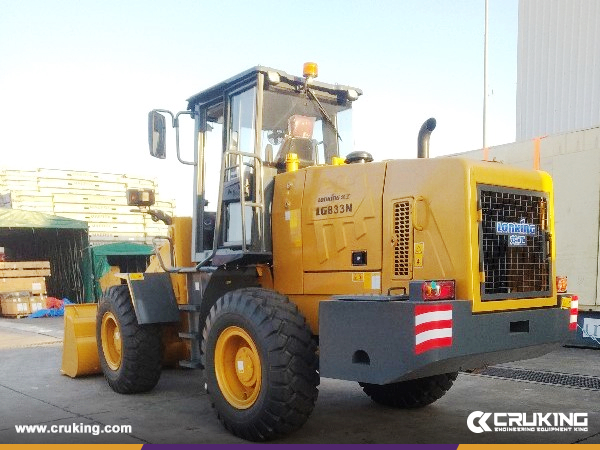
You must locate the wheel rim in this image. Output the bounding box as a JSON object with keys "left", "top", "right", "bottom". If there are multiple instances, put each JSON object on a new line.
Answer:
{"left": 101, "top": 311, "right": 122, "bottom": 371}
{"left": 214, "top": 326, "right": 262, "bottom": 409}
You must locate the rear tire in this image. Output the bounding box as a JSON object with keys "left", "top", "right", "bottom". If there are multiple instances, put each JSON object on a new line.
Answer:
{"left": 96, "top": 285, "right": 162, "bottom": 394}
{"left": 360, "top": 372, "right": 458, "bottom": 408}
{"left": 201, "top": 288, "right": 319, "bottom": 441}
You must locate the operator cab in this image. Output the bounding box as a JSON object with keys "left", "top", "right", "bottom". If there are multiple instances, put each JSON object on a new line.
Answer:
{"left": 148, "top": 63, "right": 362, "bottom": 266}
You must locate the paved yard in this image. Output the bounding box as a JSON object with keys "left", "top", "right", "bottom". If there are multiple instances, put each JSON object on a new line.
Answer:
{"left": 1, "top": 316, "right": 599, "bottom": 444}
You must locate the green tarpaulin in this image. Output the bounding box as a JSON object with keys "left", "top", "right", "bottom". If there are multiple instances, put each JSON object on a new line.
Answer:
{"left": 91, "top": 242, "right": 154, "bottom": 299}
{"left": 0, "top": 208, "right": 92, "bottom": 302}
{"left": 0, "top": 208, "right": 88, "bottom": 232}
{"left": 92, "top": 242, "right": 154, "bottom": 257}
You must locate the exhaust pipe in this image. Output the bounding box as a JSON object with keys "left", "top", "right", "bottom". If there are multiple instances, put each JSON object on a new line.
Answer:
{"left": 417, "top": 117, "right": 437, "bottom": 158}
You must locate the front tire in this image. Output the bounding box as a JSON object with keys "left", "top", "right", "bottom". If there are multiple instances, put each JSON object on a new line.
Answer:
{"left": 360, "top": 372, "right": 458, "bottom": 408}
{"left": 201, "top": 288, "right": 319, "bottom": 441}
{"left": 96, "top": 285, "right": 162, "bottom": 394}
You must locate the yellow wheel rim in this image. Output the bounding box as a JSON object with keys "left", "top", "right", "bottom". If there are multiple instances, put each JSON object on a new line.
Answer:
{"left": 101, "top": 311, "right": 122, "bottom": 371}
{"left": 214, "top": 326, "right": 262, "bottom": 409}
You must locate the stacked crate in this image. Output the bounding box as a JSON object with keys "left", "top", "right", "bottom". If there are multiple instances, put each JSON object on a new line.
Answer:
{"left": 0, "top": 168, "right": 175, "bottom": 245}
{"left": 0, "top": 261, "right": 49, "bottom": 317}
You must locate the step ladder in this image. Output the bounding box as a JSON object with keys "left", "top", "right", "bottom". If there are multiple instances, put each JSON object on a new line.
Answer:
{"left": 177, "top": 303, "right": 203, "bottom": 369}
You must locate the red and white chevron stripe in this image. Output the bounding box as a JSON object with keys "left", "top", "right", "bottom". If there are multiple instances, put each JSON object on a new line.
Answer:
{"left": 569, "top": 295, "right": 579, "bottom": 331}
{"left": 415, "top": 304, "right": 453, "bottom": 354}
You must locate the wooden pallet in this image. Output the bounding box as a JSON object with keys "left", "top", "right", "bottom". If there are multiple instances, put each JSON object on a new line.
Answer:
{"left": 0, "top": 313, "right": 29, "bottom": 319}
{"left": 57, "top": 212, "right": 145, "bottom": 224}
{"left": 41, "top": 187, "right": 128, "bottom": 196}
{"left": 2, "top": 168, "right": 158, "bottom": 186}
{"left": 0, "top": 261, "right": 50, "bottom": 270}
{"left": 89, "top": 223, "right": 146, "bottom": 233}
{"left": 38, "top": 179, "right": 127, "bottom": 192}
{"left": 53, "top": 204, "right": 136, "bottom": 214}
{"left": 144, "top": 225, "right": 170, "bottom": 235}
{"left": 9, "top": 200, "right": 54, "bottom": 209}
{"left": 52, "top": 193, "right": 128, "bottom": 205}
{"left": 2, "top": 167, "right": 176, "bottom": 245}
{"left": 0, "top": 169, "right": 39, "bottom": 181}
{"left": 8, "top": 205, "right": 55, "bottom": 214}
{"left": 123, "top": 177, "right": 157, "bottom": 188}
{"left": 4, "top": 192, "right": 53, "bottom": 202}
{"left": 0, "top": 181, "right": 40, "bottom": 191}
{"left": 89, "top": 231, "right": 147, "bottom": 241}
{"left": 0, "top": 268, "right": 50, "bottom": 277}
{"left": 37, "top": 168, "right": 130, "bottom": 184}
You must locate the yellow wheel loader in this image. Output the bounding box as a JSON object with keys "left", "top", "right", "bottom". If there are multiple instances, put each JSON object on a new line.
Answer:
{"left": 63, "top": 63, "right": 577, "bottom": 441}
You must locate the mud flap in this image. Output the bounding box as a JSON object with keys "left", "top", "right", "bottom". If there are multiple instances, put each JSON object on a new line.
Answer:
{"left": 126, "top": 272, "right": 180, "bottom": 324}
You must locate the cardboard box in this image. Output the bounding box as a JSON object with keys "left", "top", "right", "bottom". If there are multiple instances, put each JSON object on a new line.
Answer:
{"left": 0, "top": 277, "right": 46, "bottom": 294}
{"left": 29, "top": 295, "right": 45, "bottom": 313}
{"left": 1, "top": 292, "right": 31, "bottom": 316}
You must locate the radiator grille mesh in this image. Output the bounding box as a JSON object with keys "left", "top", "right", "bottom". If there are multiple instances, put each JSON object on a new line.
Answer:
{"left": 479, "top": 186, "right": 551, "bottom": 300}
{"left": 393, "top": 200, "right": 411, "bottom": 278}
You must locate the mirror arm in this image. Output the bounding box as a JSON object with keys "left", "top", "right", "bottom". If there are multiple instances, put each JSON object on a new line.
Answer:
{"left": 152, "top": 109, "right": 196, "bottom": 166}
{"left": 175, "top": 111, "right": 196, "bottom": 166}
{"left": 153, "top": 108, "right": 175, "bottom": 123}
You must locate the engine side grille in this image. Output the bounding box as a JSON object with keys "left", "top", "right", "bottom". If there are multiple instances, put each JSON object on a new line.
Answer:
{"left": 479, "top": 186, "right": 551, "bottom": 300}
{"left": 393, "top": 200, "right": 411, "bottom": 278}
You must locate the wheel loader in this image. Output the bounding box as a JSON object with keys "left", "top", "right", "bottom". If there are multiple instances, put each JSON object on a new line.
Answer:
{"left": 62, "top": 63, "right": 577, "bottom": 441}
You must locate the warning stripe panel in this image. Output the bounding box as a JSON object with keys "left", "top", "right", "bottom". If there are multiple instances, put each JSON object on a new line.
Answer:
{"left": 415, "top": 337, "right": 453, "bottom": 355}
{"left": 415, "top": 319, "right": 453, "bottom": 335}
{"left": 414, "top": 303, "right": 453, "bottom": 355}
{"left": 415, "top": 309, "right": 452, "bottom": 326}
{"left": 415, "top": 327, "right": 452, "bottom": 346}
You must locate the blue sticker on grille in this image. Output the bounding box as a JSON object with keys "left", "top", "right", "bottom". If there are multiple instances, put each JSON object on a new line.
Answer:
{"left": 495, "top": 218, "right": 537, "bottom": 236}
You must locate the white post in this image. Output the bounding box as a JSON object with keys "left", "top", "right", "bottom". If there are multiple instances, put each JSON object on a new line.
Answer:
{"left": 483, "top": 0, "right": 489, "bottom": 151}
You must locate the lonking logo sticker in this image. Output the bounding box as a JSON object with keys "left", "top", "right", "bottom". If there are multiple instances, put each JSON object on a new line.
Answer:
{"left": 495, "top": 218, "right": 537, "bottom": 247}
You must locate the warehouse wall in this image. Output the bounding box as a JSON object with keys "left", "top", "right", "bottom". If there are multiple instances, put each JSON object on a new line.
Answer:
{"left": 454, "top": 126, "right": 600, "bottom": 310}
{"left": 517, "top": 0, "right": 600, "bottom": 140}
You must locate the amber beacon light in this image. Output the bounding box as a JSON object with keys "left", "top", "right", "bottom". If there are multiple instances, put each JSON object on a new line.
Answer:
{"left": 303, "top": 62, "right": 318, "bottom": 79}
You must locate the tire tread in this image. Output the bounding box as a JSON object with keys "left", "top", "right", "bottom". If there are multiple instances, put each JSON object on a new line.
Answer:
{"left": 97, "top": 285, "right": 162, "bottom": 394}
{"left": 201, "top": 288, "right": 318, "bottom": 441}
{"left": 361, "top": 372, "right": 458, "bottom": 408}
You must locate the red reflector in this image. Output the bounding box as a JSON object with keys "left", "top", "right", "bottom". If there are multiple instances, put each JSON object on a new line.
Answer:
{"left": 569, "top": 295, "right": 579, "bottom": 331}
{"left": 421, "top": 280, "right": 455, "bottom": 301}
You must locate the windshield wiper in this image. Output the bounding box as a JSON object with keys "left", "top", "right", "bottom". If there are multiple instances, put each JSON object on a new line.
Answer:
{"left": 306, "top": 88, "right": 342, "bottom": 142}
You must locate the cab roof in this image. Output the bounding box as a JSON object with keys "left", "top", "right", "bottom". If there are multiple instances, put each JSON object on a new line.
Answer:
{"left": 186, "top": 66, "right": 362, "bottom": 110}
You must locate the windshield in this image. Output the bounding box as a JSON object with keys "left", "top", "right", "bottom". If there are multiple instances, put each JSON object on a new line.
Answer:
{"left": 261, "top": 87, "right": 354, "bottom": 166}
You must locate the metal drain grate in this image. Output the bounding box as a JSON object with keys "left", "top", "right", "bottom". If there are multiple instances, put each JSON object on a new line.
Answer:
{"left": 475, "top": 366, "right": 600, "bottom": 390}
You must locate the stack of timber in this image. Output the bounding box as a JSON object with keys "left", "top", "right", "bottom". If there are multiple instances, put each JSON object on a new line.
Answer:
{"left": 0, "top": 261, "right": 49, "bottom": 318}
{"left": 0, "top": 168, "right": 175, "bottom": 245}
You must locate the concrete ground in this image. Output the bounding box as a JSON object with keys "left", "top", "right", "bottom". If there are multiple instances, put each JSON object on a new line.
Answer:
{"left": 1, "top": 315, "right": 599, "bottom": 444}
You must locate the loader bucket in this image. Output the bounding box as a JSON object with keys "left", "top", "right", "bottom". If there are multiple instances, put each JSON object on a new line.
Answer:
{"left": 61, "top": 303, "right": 101, "bottom": 377}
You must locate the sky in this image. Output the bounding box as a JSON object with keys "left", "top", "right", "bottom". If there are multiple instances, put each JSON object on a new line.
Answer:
{"left": 0, "top": 0, "right": 518, "bottom": 215}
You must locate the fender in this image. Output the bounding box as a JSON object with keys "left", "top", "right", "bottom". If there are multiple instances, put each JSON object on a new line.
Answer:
{"left": 117, "top": 272, "right": 180, "bottom": 324}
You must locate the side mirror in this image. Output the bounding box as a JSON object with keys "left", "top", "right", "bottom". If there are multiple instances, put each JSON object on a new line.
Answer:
{"left": 148, "top": 111, "right": 166, "bottom": 159}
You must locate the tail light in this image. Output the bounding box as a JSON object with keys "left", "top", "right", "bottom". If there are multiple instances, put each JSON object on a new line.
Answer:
{"left": 421, "top": 280, "right": 455, "bottom": 301}
{"left": 569, "top": 295, "right": 578, "bottom": 331}
{"left": 556, "top": 276, "right": 568, "bottom": 294}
